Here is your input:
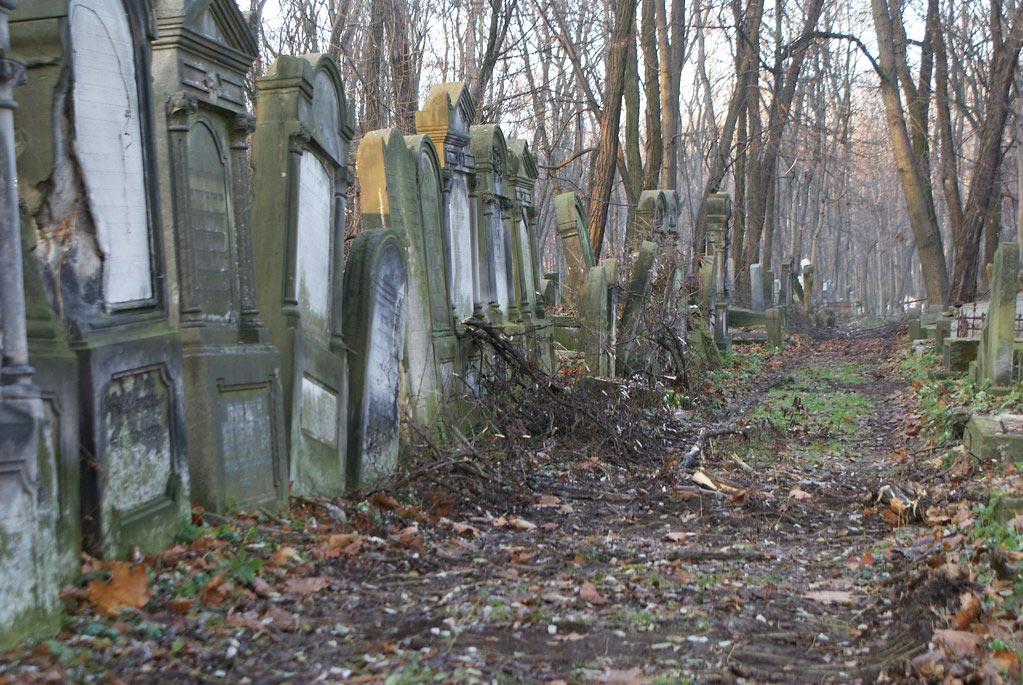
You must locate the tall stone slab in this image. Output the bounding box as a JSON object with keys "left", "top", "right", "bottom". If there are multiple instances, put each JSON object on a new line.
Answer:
{"left": 629, "top": 190, "right": 666, "bottom": 257}
{"left": 582, "top": 267, "right": 611, "bottom": 376}
{"left": 470, "top": 125, "right": 517, "bottom": 323}
{"left": 415, "top": 83, "right": 479, "bottom": 325}
{"left": 342, "top": 230, "right": 407, "bottom": 486}
{"left": 251, "top": 55, "right": 354, "bottom": 496}
{"left": 977, "top": 244, "right": 1019, "bottom": 388}
{"left": 555, "top": 192, "right": 596, "bottom": 307}
{"left": 357, "top": 128, "right": 442, "bottom": 428}
{"left": 703, "top": 193, "right": 731, "bottom": 352}
{"left": 12, "top": 0, "right": 190, "bottom": 559}
{"left": 750, "top": 264, "right": 765, "bottom": 312}
{"left": 617, "top": 241, "right": 658, "bottom": 375}
{"left": 0, "top": 0, "right": 60, "bottom": 648}
{"left": 150, "top": 0, "right": 287, "bottom": 514}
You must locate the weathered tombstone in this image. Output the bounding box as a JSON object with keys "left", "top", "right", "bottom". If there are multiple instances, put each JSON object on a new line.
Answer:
{"left": 906, "top": 307, "right": 923, "bottom": 341}
{"left": 801, "top": 263, "right": 815, "bottom": 313}
{"left": 357, "top": 128, "right": 443, "bottom": 426}
{"left": 415, "top": 83, "right": 478, "bottom": 324}
{"left": 773, "top": 279, "right": 782, "bottom": 307}
{"left": 582, "top": 267, "right": 611, "bottom": 376}
{"left": 470, "top": 125, "right": 517, "bottom": 323}
{"left": 704, "top": 193, "right": 731, "bottom": 352}
{"left": 602, "top": 259, "right": 620, "bottom": 376}
{"left": 150, "top": 0, "right": 287, "bottom": 513}
{"left": 976, "top": 243, "right": 1019, "bottom": 388}
{"left": 765, "top": 270, "right": 775, "bottom": 304}
{"left": 663, "top": 191, "right": 682, "bottom": 245}
{"left": 342, "top": 230, "right": 407, "bottom": 486}
{"left": 12, "top": 0, "right": 190, "bottom": 559}
{"left": 251, "top": 55, "right": 354, "bottom": 496}
{"left": 555, "top": 192, "right": 596, "bottom": 307}
{"left": 507, "top": 138, "right": 554, "bottom": 370}
{"left": 629, "top": 190, "right": 666, "bottom": 257}
{"left": 766, "top": 308, "right": 783, "bottom": 351}
{"left": 750, "top": 264, "right": 765, "bottom": 312}
{"left": 617, "top": 241, "right": 658, "bottom": 375}
{"left": 0, "top": 0, "right": 60, "bottom": 646}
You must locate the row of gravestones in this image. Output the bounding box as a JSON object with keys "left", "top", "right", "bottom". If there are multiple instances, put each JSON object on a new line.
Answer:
{"left": 0, "top": 0, "right": 563, "bottom": 649}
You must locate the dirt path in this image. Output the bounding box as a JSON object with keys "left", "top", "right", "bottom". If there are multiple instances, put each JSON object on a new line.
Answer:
{"left": 0, "top": 332, "right": 1005, "bottom": 684}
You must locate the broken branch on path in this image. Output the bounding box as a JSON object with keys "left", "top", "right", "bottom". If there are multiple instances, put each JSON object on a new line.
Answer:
{"left": 666, "top": 548, "right": 773, "bottom": 562}
{"left": 679, "top": 425, "right": 747, "bottom": 469}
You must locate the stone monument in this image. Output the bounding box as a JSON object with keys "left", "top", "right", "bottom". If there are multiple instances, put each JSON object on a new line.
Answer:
{"left": 252, "top": 54, "right": 355, "bottom": 496}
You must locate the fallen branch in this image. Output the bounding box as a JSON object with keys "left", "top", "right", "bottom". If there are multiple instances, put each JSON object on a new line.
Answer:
{"left": 666, "top": 548, "right": 773, "bottom": 562}
{"left": 679, "top": 425, "right": 746, "bottom": 469}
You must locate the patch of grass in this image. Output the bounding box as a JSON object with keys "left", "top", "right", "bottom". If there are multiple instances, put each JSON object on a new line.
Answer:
{"left": 791, "top": 361, "right": 868, "bottom": 385}
{"left": 749, "top": 387, "right": 872, "bottom": 436}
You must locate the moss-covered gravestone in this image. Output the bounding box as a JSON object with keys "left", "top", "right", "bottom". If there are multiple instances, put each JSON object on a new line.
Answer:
{"left": 974, "top": 243, "right": 1019, "bottom": 389}
{"left": 415, "top": 83, "right": 479, "bottom": 324}
{"left": 470, "top": 125, "right": 517, "bottom": 324}
{"left": 704, "top": 193, "right": 731, "bottom": 353}
{"left": 251, "top": 55, "right": 354, "bottom": 496}
{"left": 617, "top": 241, "right": 658, "bottom": 375}
{"left": 357, "top": 128, "right": 443, "bottom": 428}
{"left": 555, "top": 192, "right": 596, "bottom": 307}
{"left": 582, "top": 267, "right": 611, "bottom": 376}
{"left": 150, "top": 0, "right": 287, "bottom": 513}
{"left": 342, "top": 230, "right": 407, "bottom": 486}
{"left": 13, "top": 0, "right": 189, "bottom": 559}
{"left": 629, "top": 191, "right": 666, "bottom": 257}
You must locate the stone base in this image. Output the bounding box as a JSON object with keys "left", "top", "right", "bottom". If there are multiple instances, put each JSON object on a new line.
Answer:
{"left": 964, "top": 414, "right": 1023, "bottom": 462}
{"left": 728, "top": 308, "right": 766, "bottom": 328}
{"left": 943, "top": 338, "right": 978, "bottom": 373}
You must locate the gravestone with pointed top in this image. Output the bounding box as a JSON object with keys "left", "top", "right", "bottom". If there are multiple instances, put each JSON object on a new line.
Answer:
{"left": 470, "top": 125, "right": 517, "bottom": 324}
{"left": 554, "top": 192, "right": 595, "bottom": 307}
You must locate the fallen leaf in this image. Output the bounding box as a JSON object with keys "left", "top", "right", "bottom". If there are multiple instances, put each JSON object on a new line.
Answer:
{"left": 87, "top": 562, "right": 153, "bottom": 614}
{"left": 536, "top": 495, "right": 562, "bottom": 508}
{"left": 579, "top": 581, "right": 608, "bottom": 605}
{"left": 166, "top": 598, "right": 197, "bottom": 614}
{"left": 932, "top": 629, "right": 983, "bottom": 658}
{"left": 508, "top": 517, "right": 537, "bottom": 531}
{"left": 369, "top": 492, "right": 402, "bottom": 513}
{"left": 953, "top": 591, "right": 983, "bottom": 630}
{"left": 268, "top": 546, "right": 300, "bottom": 567}
{"left": 788, "top": 487, "right": 813, "bottom": 501}
{"left": 450, "top": 521, "right": 480, "bottom": 538}
{"left": 284, "top": 577, "right": 329, "bottom": 595}
{"left": 665, "top": 532, "right": 692, "bottom": 543}
{"left": 251, "top": 577, "right": 274, "bottom": 599}
{"left": 594, "top": 668, "right": 652, "bottom": 684}
{"left": 325, "top": 533, "right": 363, "bottom": 556}
{"left": 804, "top": 590, "right": 854, "bottom": 605}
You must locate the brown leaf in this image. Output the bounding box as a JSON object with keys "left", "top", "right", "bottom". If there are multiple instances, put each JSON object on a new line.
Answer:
{"left": 508, "top": 517, "right": 537, "bottom": 531}
{"left": 369, "top": 492, "right": 402, "bottom": 513}
{"left": 285, "top": 577, "right": 330, "bottom": 595}
{"left": 87, "top": 562, "right": 153, "bottom": 614}
{"left": 536, "top": 495, "right": 562, "bottom": 508}
{"left": 594, "top": 668, "right": 652, "bottom": 684}
{"left": 579, "top": 581, "right": 608, "bottom": 605}
{"left": 880, "top": 508, "right": 902, "bottom": 525}
{"left": 953, "top": 591, "right": 983, "bottom": 630}
{"left": 804, "top": 590, "right": 854, "bottom": 605}
{"left": 325, "top": 533, "right": 363, "bottom": 556}
{"left": 933, "top": 629, "right": 983, "bottom": 658}
{"left": 449, "top": 521, "right": 480, "bottom": 538}
{"left": 665, "top": 532, "right": 692, "bottom": 543}
{"left": 788, "top": 487, "right": 813, "bottom": 501}
{"left": 166, "top": 598, "right": 198, "bottom": 614}
{"left": 251, "top": 577, "right": 274, "bottom": 599}
{"left": 268, "top": 546, "right": 300, "bottom": 567}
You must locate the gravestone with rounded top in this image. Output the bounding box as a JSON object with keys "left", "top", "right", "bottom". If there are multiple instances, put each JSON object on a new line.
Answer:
{"left": 470, "top": 125, "right": 518, "bottom": 324}
{"left": 150, "top": 0, "right": 287, "bottom": 514}
{"left": 554, "top": 192, "right": 596, "bottom": 307}
{"left": 12, "top": 0, "right": 189, "bottom": 560}
{"left": 251, "top": 54, "right": 354, "bottom": 496}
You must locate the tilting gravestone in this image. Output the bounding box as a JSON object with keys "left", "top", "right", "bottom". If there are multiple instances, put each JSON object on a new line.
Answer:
{"left": 342, "top": 230, "right": 407, "bottom": 486}
{"left": 0, "top": 0, "right": 60, "bottom": 647}
{"left": 554, "top": 192, "right": 596, "bottom": 307}
{"left": 12, "top": 0, "right": 190, "bottom": 559}
{"left": 508, "top": 139, "right": 555, "bottom": 370}
{"left": 251, "top": 54, "right": 354, "bottom": 496}
{"left": 629, "top": 190, "right": 667, "bottom": 257}
{"left": 703, "top": 193, "right": 731, "bottom": 352}
{"left": 357, "top": 128, "right": 443, "bottom": 428}
{"left": 617, "top": 241, "right": 658, "bottom": 375}
{"left": 583, "top": 267, "right": 611, "bottom": 376}
{"left": 470, "top": 125, "right": 517, "bottom": 324}
{"left": 415, "top": 83, "right": 479, "bottom": 324}
{"left": 973, "top": 243, "right": 1019, "bottom": 389}
{"left": 150, "top": 0, "right": 287, "bottom": 514}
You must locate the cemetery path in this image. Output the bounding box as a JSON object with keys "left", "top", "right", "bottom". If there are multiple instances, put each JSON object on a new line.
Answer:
{"left": 3, "top": 330, "right": 1020, "bottom": 684}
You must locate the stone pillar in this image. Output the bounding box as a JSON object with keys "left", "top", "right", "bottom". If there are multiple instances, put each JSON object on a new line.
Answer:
{"left": 0, "top": 0, "right": 59, "bottom": 648}
{"left": 750, "top": 264, "right": 765, "bottom": 312}
{"left": 780, "top": 256, "right": 794, "bottom": 309}
{"left": 766, "top": 308, "right": 783, "bottom": 351}
{"left": 981, "top": 243, "right": 1019, "bottom": 387}
{"left": 617, "top": 241, "right": 658, "bottom": 375}
{"left": 704, "top": 193, "right": 731, "bottom": 352}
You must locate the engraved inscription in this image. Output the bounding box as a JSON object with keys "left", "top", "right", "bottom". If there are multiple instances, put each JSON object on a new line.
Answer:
{"left": 186, "top": 122, "right": 234, "bottom": 319}
{"left": 312, "top": 70, "right": 342, "bottom": 160}
{"left": 105, "top": 370, "right": 173, "bottom": 515}
{"left": 447, "top": 176, "right": 474, "bottom": 319}
{"left": 221, "top": 387, "right": 275, "bottom": 503}
{"left": 296, "top": 152, "right": 333, "bottom": 334}
{"left": 362, "top": 248, "right": 405, "bottom": 481}
{"left": 300, "top": 376, "right": 339, "bottom": 447}
{"left": 70, "top": 0, "right": 153, "bottom": 304}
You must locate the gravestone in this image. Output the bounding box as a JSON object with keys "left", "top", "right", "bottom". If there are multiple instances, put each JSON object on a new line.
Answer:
{"left": 630, "top": 190, "right": 666, "bottom": 256}
{"left": 555, "top": 192, "right": 596, "bottom": 307}
{"left": 0, "top": 0, "right": 60, "bottom": 648}
{"left": 357, "top": 128, "right": 442, "bottom": 427}
{"left": 12, "top": 0, "right": 190, "bottom": 559}
{"left": 470, "top": 125, "right": 517, "bottom": 323}
{"left": 342, "top": 230, "right": 407, "bottom": 486}
{"left": 582, "top": 267, "right": 611, "bottom": 376}
{"left": 252, "top": 54, "right": 354, "bottom": 496}
{"left": 780, "top": 256, "right": 794, "bottom": 309}
{"left": 704, "top": 193, "right": 731, "bottom": 352}
{"left": 801, "top": 263, "right": 815, "bottom": 313}
{"left": 150, "top": 0, "right": 287, "bottom": 513}
{"left": 415, "top": 83, "right": 479, "bottom": 324}
{"left": 975, "top": 243, "right": 1019, "bottom": 388}
{"left": 750, "top": 264, "right": 765, "bottom": 312}
{"left": 508, "top": 139, "right": 554, "bottom": 370}
{"left": 766, "top": 308, "right": 783, "bottom": 350}
{"left": 617, "top": 241, "right": 658, "bottom": 375}
{"left": 664, "top": 191, "right": 682, "bottom": 245}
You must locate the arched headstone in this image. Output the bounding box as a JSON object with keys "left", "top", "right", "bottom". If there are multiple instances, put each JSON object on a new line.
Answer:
{"left": 150, "top": 0, "right": 287, "bottom": 514}
{"left": 252, "top": 54, "right": 354, "bottom": 496}
{"left": 554, "top": 192, "right": 595, "bottom": 307}
{"left": 470, "top": 125, "right": 517, "bottom": 323}
{"left": 343, "top": 230, "right": 407, "bottom": 486}
{"left": 12, "top": 0, "right": 189, "bottom": 560}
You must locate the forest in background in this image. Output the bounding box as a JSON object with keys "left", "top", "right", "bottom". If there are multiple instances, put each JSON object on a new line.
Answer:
{"left": 239, "top": 0, "right": 1023, "bottom": 316}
